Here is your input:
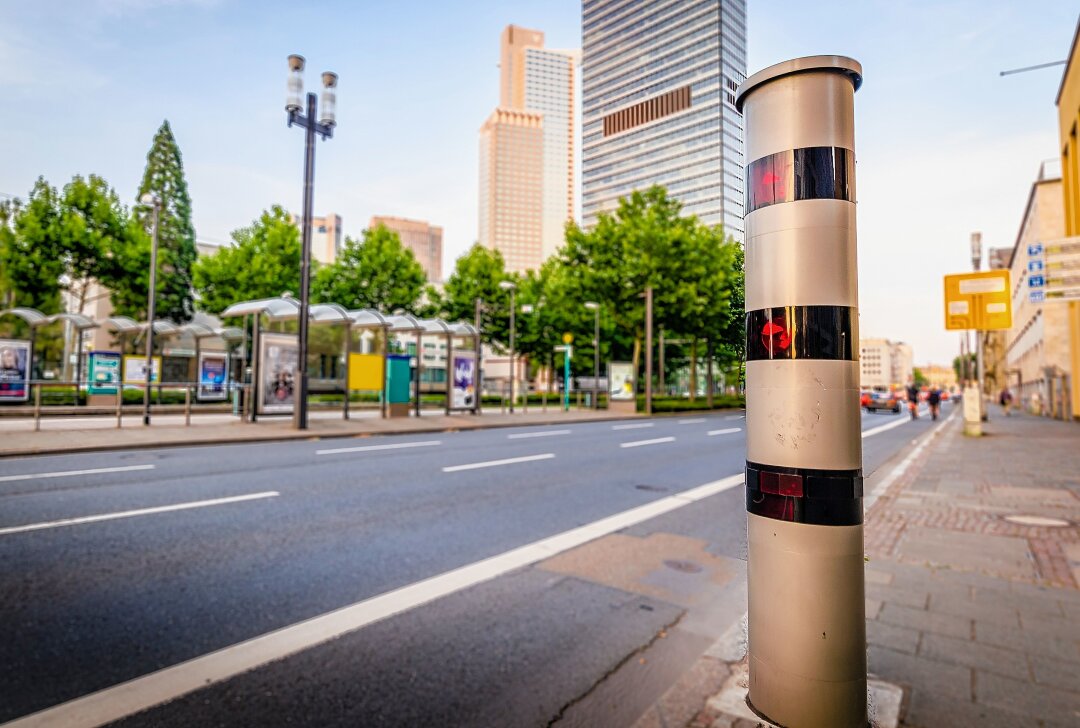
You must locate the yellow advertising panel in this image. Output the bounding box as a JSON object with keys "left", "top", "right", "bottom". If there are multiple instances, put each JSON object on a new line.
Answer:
{"left": 943, "top": 270, "right": 1012, "bottom": 331}
{"left": 122, "top": 355, "right": 162, "bottom": 384}
{"left": 348, "top": 353, "right": 384, "bottom": 391}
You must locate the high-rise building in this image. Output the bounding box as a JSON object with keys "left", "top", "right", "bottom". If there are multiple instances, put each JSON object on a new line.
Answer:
{"left": 369, "top": 216, "right": 444, "bottom": 282}
{"left": 581, "top": 0, "right": 747, "bottom": 238}
{"left": 297, "top": 213, "right": 342, "bottom": 264}
{"left": 479, "top": 25, "right": 577, "bottom": 272}
{"left": 859, "top": 338, "right": 914, "bottom": 389}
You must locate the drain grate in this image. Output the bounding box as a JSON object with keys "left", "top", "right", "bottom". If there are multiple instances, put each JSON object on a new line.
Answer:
{"left": 663, "top": 559, "right": 703, "bottom": 574}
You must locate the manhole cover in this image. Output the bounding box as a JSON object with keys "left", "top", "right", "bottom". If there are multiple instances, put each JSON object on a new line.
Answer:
{"left": 1003, "top": 514, "right": 1071, "bottom": 528}
{"left": 635, "top": 484, "right": 668, "bottom": 492}
{"left": 663, "top": 559, "right": 703, "bottom": 573}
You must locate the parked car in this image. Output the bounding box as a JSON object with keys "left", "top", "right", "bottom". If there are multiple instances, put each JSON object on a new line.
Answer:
{"left": 860, "top": 391, "right": 871, "bottom": 407}
{"left": 866, "top": 388, "right": 900, "bottom": 414}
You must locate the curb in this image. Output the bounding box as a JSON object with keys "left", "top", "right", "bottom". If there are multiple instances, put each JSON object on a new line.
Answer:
{"left": 0, "top": 409, "right": 745, "bottom": 459}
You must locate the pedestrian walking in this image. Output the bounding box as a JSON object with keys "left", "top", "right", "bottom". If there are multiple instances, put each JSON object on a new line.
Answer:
{"left": 927, "top": 386, "right": 941, "bottom": 420}
{"left": 999, "top": 387, "right": 1013, "bottom": 416}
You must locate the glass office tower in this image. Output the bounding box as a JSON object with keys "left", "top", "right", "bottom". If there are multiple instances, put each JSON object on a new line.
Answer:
{"left": 582, "top": 0, "right": 747, "bottom": 239}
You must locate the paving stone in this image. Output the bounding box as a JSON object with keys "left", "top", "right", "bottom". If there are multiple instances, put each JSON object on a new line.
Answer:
{"left": 974, "top": 620, "right": 1080, "bottom": 664}
{"left": 878, "top": 603, "right": 972, "bottom": 640}
{"left": 865, "top": 598, "right": 883, "bottom": 620}
{"left": 975, "top": 670, "right": 1080, "bottom": 724}
{"left": 918, "top": 633, "right": 1030, "bottom": 681}
{"left": 866, "top": 619, "right": 920, "bottom": 654}
{"left": 1017, "top": 612, "right": 1078, "bottom": 641}
{"left": 864, "top": 568, "right": 893, "bottom": 586}
{"left": 867, "top": 645, "right": 971, "bottom": 702}
{"left": 971, "top": 586, "right": 1066, "bottom": 618}
{"left": 904, "top": 686, "right": 1034, "bottom": 728}
{"left": 1030, "top": 655, "right": 1080, "bottom": 694}
{"left": 866, "top": 584, "right": 929, "bottom": 610}
{"left": 928, "top": 594, "right": 1019, "bottom": 627}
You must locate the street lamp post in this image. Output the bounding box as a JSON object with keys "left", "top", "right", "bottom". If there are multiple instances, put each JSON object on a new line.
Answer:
{"left": 285, "top": 54, "right": 337, "bottom": 430}
{"left": 585, "top": 302, "right": 600, "bottom": 409}
{"left": 971, "top": 232, "right": 987, "bottom": 421}
{"left": 499, "top": 280, "right": 516, "bottom": 413}
{"left": 140, "top": 193, "right": 161, "bottom": 427}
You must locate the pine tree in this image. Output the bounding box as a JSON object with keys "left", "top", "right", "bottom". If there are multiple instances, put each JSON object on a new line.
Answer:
{"left": 136, "top": 120, "right": 196, "bottom": 323}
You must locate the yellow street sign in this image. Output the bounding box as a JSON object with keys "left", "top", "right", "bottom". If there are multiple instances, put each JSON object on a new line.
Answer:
{"left": 943, "top": 270, "right": 1012, "bottom": 331}
{"left": 562, "top": 332, "right": 574, "bottom": 345}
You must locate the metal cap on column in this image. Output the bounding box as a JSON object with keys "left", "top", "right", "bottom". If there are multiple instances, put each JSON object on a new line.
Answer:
{"left": 736, "top": 56, "right": 865, "bottom": 728}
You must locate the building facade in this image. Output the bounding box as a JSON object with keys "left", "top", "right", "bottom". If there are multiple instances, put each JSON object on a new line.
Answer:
{"left": 581, "top": 0, "right": 747, "bottom": 237}
{"left": 310, "top": 214, "right": 342, "bottom": 265}
{"left": 1003, "top": 164, "right": 1074, "bottom": 417}
{"left": 1056, "top": 19, "right": 1080, "bottom": 418}
{"left": 859, "top": 338, "right": 914, "bottom": 389}
{"left": 479, "top": 26, "right": 577, "bottom": 272}
{"left": 369, "top": 216, "right": 443, "bottom": 282}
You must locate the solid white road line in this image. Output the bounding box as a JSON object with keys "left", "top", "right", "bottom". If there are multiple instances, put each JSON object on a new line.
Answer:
{"left": 0, "top": 491, "right": 280, "bottom": 537}
{"left": 316, "top": 440, "right": 441, "bottom": 456}
{"left": 724, "top": 414, "right": 745, "bottom": 420}
{"left": 620, "top": 436, "right": 675, "bottom": 449}
{"left": 678, "top": 418, "right": 706, "bottom": 424}
{"left": 0, "top": 464, "right": 155, "bottom": 483}
{"left": 860, "top": 408, "right": 928, "bottom": 439}
{"left": 442, "top": 453, "right": 555, "bottom": 473}
{"left": 3, "top": 473, "right": 744, "bottom": 728}
{"left": 507, "top": 430, "right": 571, "bottom": 440}
{"left": 707, "top": 428, "right": 742, "bottom": 436}
{"left": 612, "top": 423, "right": 654, "bottom": 430}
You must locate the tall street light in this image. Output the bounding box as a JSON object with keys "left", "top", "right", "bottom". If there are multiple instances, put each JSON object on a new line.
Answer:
{"left": 584, "top": 301, "right": 600, "bottom": 409}
{"left": 970, "top": 231, "right": 987, "bottom": 421}
{"left": 499, "top": 280, "right": 517, "bottom": 413}
{"left": 139, "top": 193, "right": 161, "bottom": 426}
{"left": 285, "top": 54, "right": 337, "bottom": 430}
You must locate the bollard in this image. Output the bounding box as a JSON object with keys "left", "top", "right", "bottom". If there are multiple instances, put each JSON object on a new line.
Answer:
{"left": 34, "top": 384, "right": 41, "bottom": 432}
{"left": 737, "top": 56, "right": 866, "bottom": 728}
{"left": 185, "top": 386, "right": 192, "bottom": 426}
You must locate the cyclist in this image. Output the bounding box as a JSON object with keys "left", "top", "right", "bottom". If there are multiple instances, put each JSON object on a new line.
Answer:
{"left": 905, "top": 380, "right": 920, "bottom": 419}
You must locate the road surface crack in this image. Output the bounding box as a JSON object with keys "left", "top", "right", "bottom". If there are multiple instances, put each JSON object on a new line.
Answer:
{"left": 544, "top": 608, "right": 686, "bottom": 727}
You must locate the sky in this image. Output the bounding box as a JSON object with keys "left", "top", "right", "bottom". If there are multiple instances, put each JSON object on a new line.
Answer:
{"left": 1, "top": 0, "right": 1077, "bottom": 365}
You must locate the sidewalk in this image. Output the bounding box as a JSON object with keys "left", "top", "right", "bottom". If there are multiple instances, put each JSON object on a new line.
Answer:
{"left": 0, "top": 407, "right": 646, "bottom": 458}
{"left": 639, "top": 410, "right": 1080, "bottom": 727}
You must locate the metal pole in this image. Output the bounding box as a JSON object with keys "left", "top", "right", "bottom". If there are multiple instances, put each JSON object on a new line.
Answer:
{"left": 295, "top": 91, "right": 317, "bottom": 431}
{"left": 445, "top": 332, "right": 453, "bottom": 416}
{"left": 977, "top": 330, "right": 987, "bottom": 421}
{"left": 706, "top": 338, "right": 714, "bottom": 409}
{"left": 414, "top": 331, "right": 422, "bottom": 417}
{"left": 116, "top": 385, "right": 123, "bottom": 428}
{"left": 33, "top": 383, "right": 41, "bottom": 432}
{"left": 75, "top": 330, "right": 84, "bottom": 406}
{"left": 342, "top": 325, "right": 351, "bottom": 420}
{"left": 474, "top": 298, "right": 483, "bottom": 416}
{"left": 659, "top": 328, "right": 665, "bottom": 395}
{"left": 645, "top": 286, "right": 653, "bottom": 416}
{"left": 185, "top": 386, "right": 191, "bottom": 426}
{"left": 381, "top": 326, "right": 390, "bottom": 419}
{"left": 593, "top": 307, "right": 600, "bottom": 409}
{"left": 251, "top": 316, "right": 260, "bottom": 423}
{"left": 563, "top": 346, "right": 571, "bottom": 411}
{"left": 508, "top": 288, "right": 516, "bottom": 414}
{"left": 143, "top": 202, "right": 159, "bottom": 426}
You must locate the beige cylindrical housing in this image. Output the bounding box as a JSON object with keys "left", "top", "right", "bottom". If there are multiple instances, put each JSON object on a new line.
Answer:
{"left": 738, "top": 56, "right": 866, "bottom": 728}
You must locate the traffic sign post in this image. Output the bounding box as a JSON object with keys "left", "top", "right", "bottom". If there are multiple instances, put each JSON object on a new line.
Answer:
{"left": 554, "top": 344, "right": 572, "bottom": 412}
{"left": 736, "top": 56, "right": 866, "bottom": 728}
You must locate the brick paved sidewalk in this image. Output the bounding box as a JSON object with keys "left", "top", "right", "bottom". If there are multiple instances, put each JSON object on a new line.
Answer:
{"left": 639, "top": 410, "right": 1080, "bottom": 728}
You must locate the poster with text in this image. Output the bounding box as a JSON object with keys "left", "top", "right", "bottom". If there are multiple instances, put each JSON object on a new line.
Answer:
{"left": 259, "top": 333, "right": 298, "bottom": 414}
{"left": 451, "top": 351, "right": 476, "bottom": 410}
{"left": 123, "top": 356, "right": 162, "bottom": 384}
{"left": 198, "top": 352, "right": 229, "bottom": 401}
{"left": 87, "top": 351, "right": 121, "bottom": 395}
{"left": 0, "top": 339, "right": 30, "bottom": 402}
{"left": 608, "top": 362, "right": 635, "bottom": 401}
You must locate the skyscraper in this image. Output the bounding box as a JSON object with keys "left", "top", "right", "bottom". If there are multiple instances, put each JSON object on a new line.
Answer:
{"left": 369, "top": 215, "right": 444, "bottom": 282}
{"left": 581, "top": 0, "right": 747, "bottom": 239}
{"left": 479, "top": 25, "right": 577, "bottom": 272}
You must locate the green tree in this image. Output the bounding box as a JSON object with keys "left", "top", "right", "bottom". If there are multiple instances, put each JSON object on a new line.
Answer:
{"left": 439, "top": 243, "right": 515, "bottom": 346}
{"left": 912, "top": 367, "right": 930, "bottom": 387}
{"left": 0, "top": 178, "right": 64, "bottom": 313}
{"left": 311, "top": 224, "right": 426, "bottom": 311}
{"left": 136, "top": 120, "right": 197, "bottom": 322}
{"left": 192, "top": 206, "right": 301, "bottom": 314}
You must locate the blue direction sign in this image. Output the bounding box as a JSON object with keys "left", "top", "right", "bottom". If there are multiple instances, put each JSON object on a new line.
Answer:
{"left": 1028, "top": 274, "right": 1045, "bottom": 288}
{"left": 1028, "top": 260, "right": 1044, "bottom": 273}
{"left": 1030, "top": 291, "right": 1045, "bottom": 303}
{"left": 1028, "top": 243, "right": 1043, "bottom": 257}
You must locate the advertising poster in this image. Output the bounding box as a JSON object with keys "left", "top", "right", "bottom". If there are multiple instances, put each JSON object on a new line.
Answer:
{"left": 347, "top": 353, "right": 385, "bottom": 392}
{"left": 608, "top": 362, "right": 635, "bottom": 401}
{"left": 87, "top": 351, "right": 121, "bottom": 395}
{"left": 123, "top": 356, "right": 162, "bottom": 384}
{"left": 0, "top": 339, "right": 31, "bottom": 402}
{"left": 259, "top": 333, "right": 298, "bottom": 414}
{"left": 451, "top": 351, "right": 476, "bottom": 410}
{"left": 198, "top": 352, "right": 229, "bottom": 401}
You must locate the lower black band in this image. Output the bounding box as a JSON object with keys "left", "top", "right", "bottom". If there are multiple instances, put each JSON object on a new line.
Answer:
{"left": 745, "top": 461, "right": 863, "bottom": 526}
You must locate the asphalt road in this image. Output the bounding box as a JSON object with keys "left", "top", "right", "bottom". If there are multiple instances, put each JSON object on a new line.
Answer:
{"left": 0, "top": 405, "right": 943, "bottom": 727}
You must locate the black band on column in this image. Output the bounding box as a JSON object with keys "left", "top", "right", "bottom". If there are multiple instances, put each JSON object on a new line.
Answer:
{"left": 746, "top": 306, "right": 857, "bottom": 361}
{"left": 745, "top": 146, "right": 854, "bottom": 214}
{"left": 745, "top": 461, "right": 863, "bottom": 526}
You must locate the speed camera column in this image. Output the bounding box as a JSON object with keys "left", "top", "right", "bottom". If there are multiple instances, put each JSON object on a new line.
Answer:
{"left": 735, "top": 56, "right": 866, "bottom": 728}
